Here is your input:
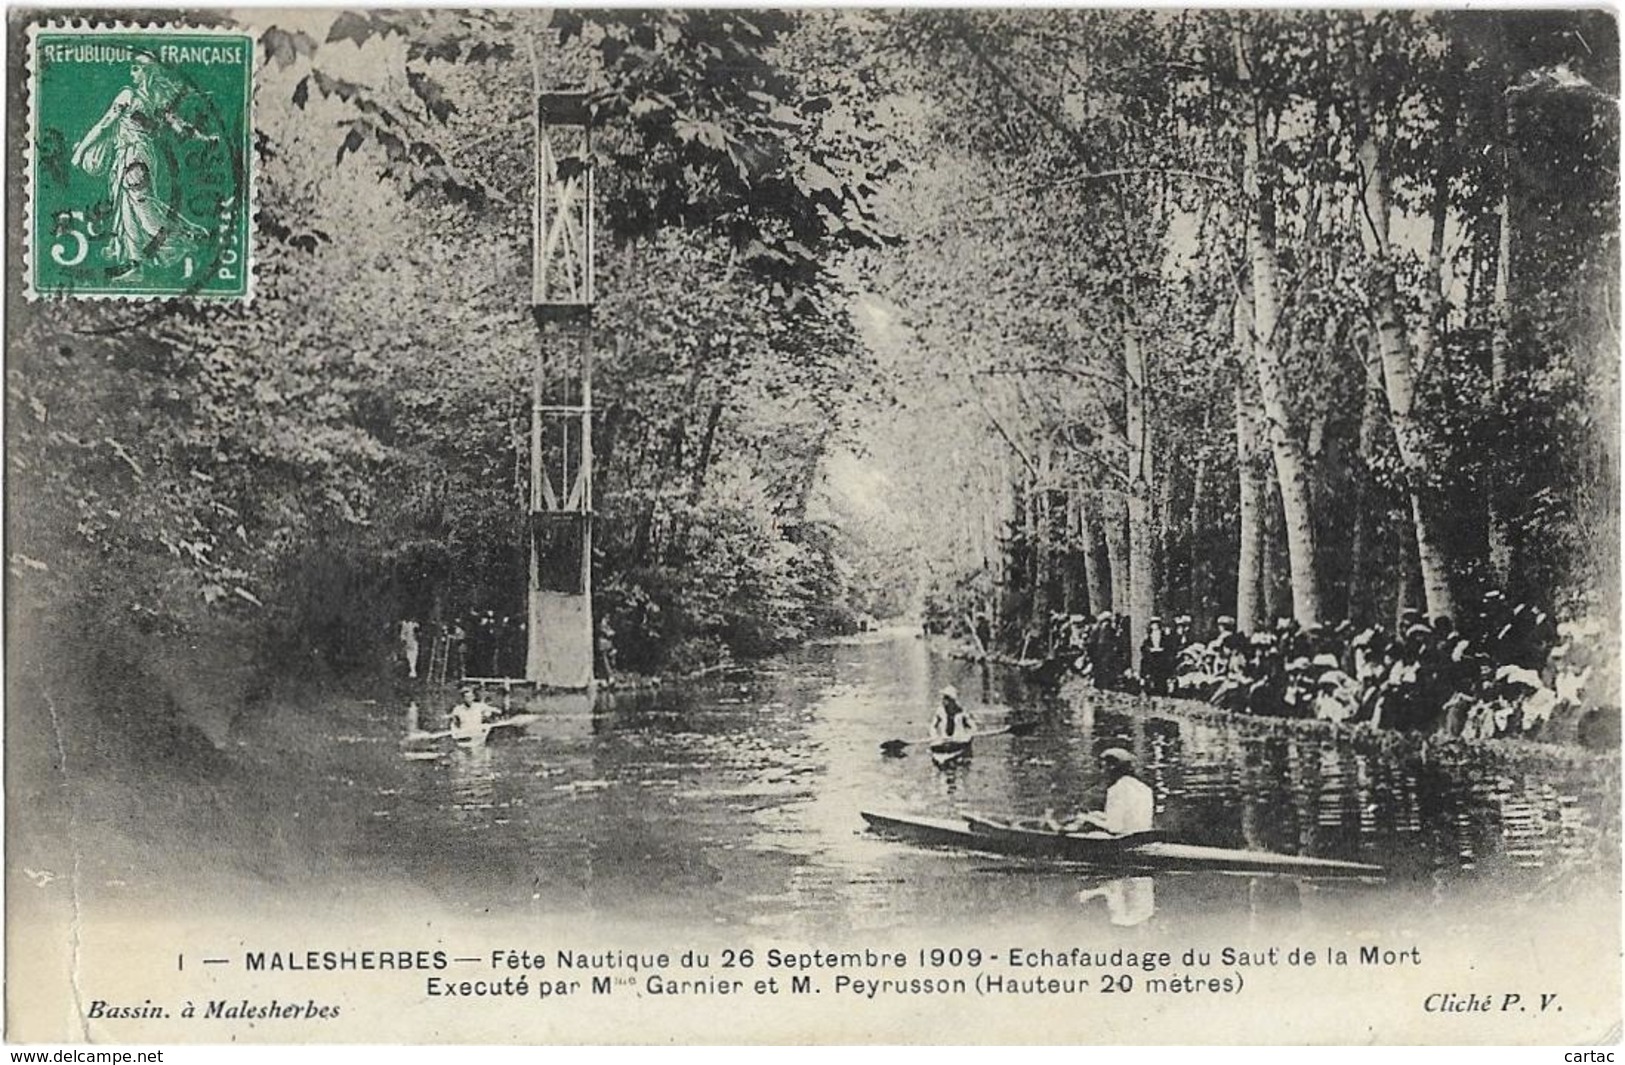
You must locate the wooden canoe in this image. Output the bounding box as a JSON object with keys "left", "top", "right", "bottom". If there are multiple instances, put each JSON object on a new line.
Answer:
{"left": 860, "top": 810, "right": 1383, "bottom": 877}
{"left": 403, "top": 713, "right": 544, "bottom": 748}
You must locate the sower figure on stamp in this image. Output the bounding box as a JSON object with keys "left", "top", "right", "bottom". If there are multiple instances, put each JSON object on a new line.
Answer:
{"left": 71, "top": 54, "right": 213, "bottom": 276}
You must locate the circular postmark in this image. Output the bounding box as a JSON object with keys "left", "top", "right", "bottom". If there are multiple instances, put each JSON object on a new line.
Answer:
{"left": 32, "top": 29, "right": 250, "bottom": 310}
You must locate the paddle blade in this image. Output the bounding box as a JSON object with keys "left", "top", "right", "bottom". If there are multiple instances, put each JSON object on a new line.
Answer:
{"left": 879, "top": 739, "right": 909, "bottom": 756}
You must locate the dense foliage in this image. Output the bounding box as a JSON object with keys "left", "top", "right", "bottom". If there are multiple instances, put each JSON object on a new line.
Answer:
{"left": 849, "top": 10, "right": 1618, "bottom": 665}
{"left": 6, "top": 9, "right": 1616, "bottom": 705}
{"left": 7, "top": 9, "right": 890, "bottom": 685}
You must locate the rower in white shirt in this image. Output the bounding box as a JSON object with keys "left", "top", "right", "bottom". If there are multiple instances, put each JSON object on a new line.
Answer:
{"left": 1053, "top": 747, "right": 1155, "bottom": 836}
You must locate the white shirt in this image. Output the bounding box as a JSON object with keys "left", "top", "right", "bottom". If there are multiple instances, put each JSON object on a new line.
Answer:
{"left": 451, "top": 700, "right": 497, "bottom": 732}
{"left": 1102, "top": 775, "right": 1155, "bottom": 835}
{"left": 930, "top": 702, "right": 977, "bottom": 740}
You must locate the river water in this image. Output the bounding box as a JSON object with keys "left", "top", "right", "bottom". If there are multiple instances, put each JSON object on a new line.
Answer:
{"left": 13, "top": 628, "right": 1621, "bottom": 1043}
{"left": 286, "top": 630, "right": 1620, "bottom": 942}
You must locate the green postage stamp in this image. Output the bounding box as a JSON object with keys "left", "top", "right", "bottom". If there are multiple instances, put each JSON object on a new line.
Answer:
{"left": 27, "top": 25, "right": 254, "bottom": 299}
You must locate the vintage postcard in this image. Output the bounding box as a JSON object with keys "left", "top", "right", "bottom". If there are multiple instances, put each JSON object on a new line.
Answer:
{"left": 5, "top": 6, "right": 1619, "bottom": 1047}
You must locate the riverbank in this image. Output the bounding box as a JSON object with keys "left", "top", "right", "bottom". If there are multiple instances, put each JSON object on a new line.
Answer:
{"left": 1057, "top": 676, "right": 1620, "bottom": 772}
{"left": 925, "top": 634, "right": 1619, "bottom": 761}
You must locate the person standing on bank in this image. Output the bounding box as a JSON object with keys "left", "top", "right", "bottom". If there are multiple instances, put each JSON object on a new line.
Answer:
{"left": 398, "top": 618, "right": 421, "bottom": 680}
{"left": 448, "top": 619, "right": 468, "bottom": 680}
{"left": 1054, "top": 748, "right": 1154, "bottom": 836}
{"left": 595, "top": 614, "right": 618, "bottom": 684}
{"left": 1140, "top": 616, "right": 1175, "bottom": 696}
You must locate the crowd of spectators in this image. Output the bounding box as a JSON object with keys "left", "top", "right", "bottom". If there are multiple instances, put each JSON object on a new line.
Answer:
{"left": 1037, "top": 593, "right": 1615, "bottom": 744}
{"left": 401, "top": 611, "right": 528, "bottom": 681}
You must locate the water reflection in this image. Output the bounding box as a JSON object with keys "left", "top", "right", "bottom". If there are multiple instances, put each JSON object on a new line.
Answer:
{"left": 447, "top": 742, "right": 494, "bottom": 812}
{"left": 1078, "top": 877, "right": 1155, "bottom": 926}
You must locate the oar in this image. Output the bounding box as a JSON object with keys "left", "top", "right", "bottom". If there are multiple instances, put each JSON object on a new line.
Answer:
{"left": 404, "top": 722, "right": 488, "bottom": 744}
{"left": 405, "top": 713, "right": 542, "bottom": 745}
{"left": 404, "top": 727, "right": 474, "bottom": 743}
{"left": 879, "top": 720, "right": 1037, "bottom": 755}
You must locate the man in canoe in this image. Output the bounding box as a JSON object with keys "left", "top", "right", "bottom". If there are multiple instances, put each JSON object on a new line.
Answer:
{"left": 931, "top": 685, "right": 979, "bottom": 741}
{"left": 449, "top": 686, "right": 498, "bottom": 734}
{"left": 1053, "top": 748, "right": 1154, "bottom": 836}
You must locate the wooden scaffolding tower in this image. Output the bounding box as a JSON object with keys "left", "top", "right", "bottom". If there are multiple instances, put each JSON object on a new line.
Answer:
{"left": 528, "top": 89, "right": 595, "bottom": 689}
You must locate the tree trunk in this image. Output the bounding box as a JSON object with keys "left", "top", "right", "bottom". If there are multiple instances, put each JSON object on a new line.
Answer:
{"left": 1346, "top": 338, "right": 1385, "bottom": 625}
{"left": 596, "top": 401, "right": 623, "bottom": 480}
{"left": 1235, "top": 368, "right": 1267, "bottom": 633}
{"left": 1236, "top": 28, "right": 1323, "bottom": 627}
{"left": 989, "top": 457, "right": 1010, "bottom": 637}
{"left": 790, "top": 426, "right": 830, "bottom": 524}
{"left": 1128, "top": 488, "right": 1154, "bottom": 671}
{"left": 1033, "top": 441, "right": 1054, "bottom": 625}
{"left": 1103, "top": 494, "right": 1129, "bottom": 616}
{"left": 1353, "top": 42, "right": 1457, "bottom": 623}
{"left": 511, "top": 415, "right": 526, "bottom": 508}
{"left": 1080, "top": 491, "right": 1107, "bottom": 616}
{"left": 690, "top": 400, "right": 724, "bottom": 501}
{"left": 1059, "top": 491, "right": 1079, "bottom": 614}
{"left": 1413, "top": 153, "right": 1452, "bottom": 378}
{"left": 634, "top": 359, "right": 707, "bottom": 565}
{"left": 1487, "top": 94, "right": 1515, "bottom": 587}
{"left": 1395, "top": 524, "right": 1425, "bottom": 629}
{"left": 1188, "top": 416, "right": 1211, "bottom": 629}
{"left": 1124, "top": 325, "right": 1155, "bottom": 671}
{"left": 1024, "top": 480, "right": 1044, "bottom": 629}
{"left": 994, "top": 452, "right": 1016, "bottom": 645}
{"left": 1261, "top": 481, "right": 1291, "bottom": 623}
{"left": 598, "top": 337, "right": 628, "bottom": 476}
{"left": 634, "top": 412, "right": 684, "bottom": 564}
{"left": 1250, "top": 230, "right": 1323, "bottom": 628}
{"left": 1157, "top": 444, "right": 1178, "bottom": 615}
{"left": 667, "top": 398, "right": 726, "bottom": 563}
